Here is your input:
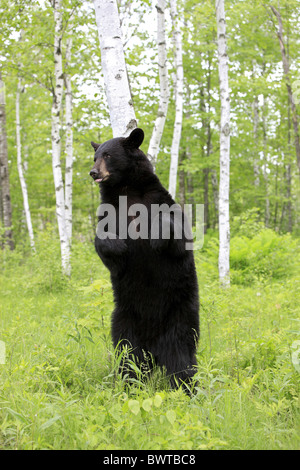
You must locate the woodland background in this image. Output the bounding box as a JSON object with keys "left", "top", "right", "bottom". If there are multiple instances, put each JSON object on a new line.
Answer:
{"left": 1, "top": 0, "right": 300, "bottom": 243}
{"left": 0, "top": 0, "right": 299, "bottom": 451}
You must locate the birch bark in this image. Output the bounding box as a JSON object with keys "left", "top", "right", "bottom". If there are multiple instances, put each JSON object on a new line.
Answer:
{"left": 147, "top": 0, "right": 169, "bottom": 169}
{"left": 0, "top": 72, "right": 14, "bottom": 250}
{"left": 93, "top": 0, "right": 137, "bottom": 137}
{"left": 216, "top": 0, "right": 230, "bottom": 286}
{"left": 64, "top": 24, "right": 73, "bottom": 245}
{"left": 16, "top": 76, "right": 35, "bottom": 251}
{"left": 168, "top": 0, "right": 184, "bottom": 200}
{"left": 51, "top": 0, "right": 70, "bottom": 275}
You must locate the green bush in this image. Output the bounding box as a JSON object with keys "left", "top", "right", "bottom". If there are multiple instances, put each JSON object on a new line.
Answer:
{"left": 230, "top": 229, "right": 299, "bottom": 284}
{"left": 231, "top": 208, "right": 265, "bottom": 238}
{"left": 198, "top": 224, "right": 300, "bottom": 285}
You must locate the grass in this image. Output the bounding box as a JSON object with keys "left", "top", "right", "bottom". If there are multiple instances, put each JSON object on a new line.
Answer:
{"left": 0, "top": 230, "right": 299, "bottom": 450}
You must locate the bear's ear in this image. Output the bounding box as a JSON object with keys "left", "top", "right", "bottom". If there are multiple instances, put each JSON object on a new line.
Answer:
{"left": 125, "top": 128, "right": 144, "bottom": 149}
{"left": 91, "top": 141, "right": 100, "bottom": 152}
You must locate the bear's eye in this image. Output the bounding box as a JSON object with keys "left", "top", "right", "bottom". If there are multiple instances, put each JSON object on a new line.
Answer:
{"left": 103, "top": 154, "right": 111, "bottom": 160}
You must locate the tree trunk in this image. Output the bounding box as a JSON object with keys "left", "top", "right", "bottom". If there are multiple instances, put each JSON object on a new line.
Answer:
{"left": 270, "top": 5, "right": 300, "bottom": 184}
{"left": 203, "top": 88, "right": 212, "bottom": 233}
{"left": 168, "top": 0, "right": 184, "bottom": 200}
{"left": 51, "top": 0, "right": 70, "bottom": 276}
{"left": 147, "top": 0, "right": 169, "bottom": 170}
{"left": 184, "top": 83, "right": 194, "bottom": 225}
{"left": 211, "top": 169, "right": 219, "bottom": 228}
{"left": 286, "top": 96, "right": 292, "bottom": 232}
{"left": 262, "top": 95, "right": 270, "bottom": 228}
{"left": 203, "top": 168, "right": 209, "bottom": 233}
{"left": 93, "top": 0, "right": 137, "bottom": 137}
{"left": 64, "top": 23, "right": 73, "bottom": 245}
{"left": 285, "top": 163, "right": 292, "bottom": 231}
{"left": 0, "top": 177, "right": 2, "bottom": 223}
{"left": 204, "top": 55, "right": 213, "bottom": 233}
{"left": 186, "top": 158, "right": 194, "bottom": 225}
{"left": 205, "top": 54, "right": 218, "bottom": 229}
{"left": 274, "top": 162, "right": 279, "bottom": 230}
{"left": 0, "top": 72, "right": 14, "bottom": 250}
{"left": 216, "top": 0, "right": 230, "bottom": 286}
{"left": 285, "top": 19, "right": 292, "bottom": 233}
{"left": 16, "top": 76, "right": 35, "bottom": 251}
{"left": 252, "top": 95, "right": 260, "bottom": 187}
{"left": 178, "top": 152, "right": 185, "bottom": 209}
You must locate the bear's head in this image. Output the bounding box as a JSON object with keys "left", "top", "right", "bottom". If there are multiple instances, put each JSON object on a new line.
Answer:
{"left": 90, "top": 128, "right": 152, "bottom": 187}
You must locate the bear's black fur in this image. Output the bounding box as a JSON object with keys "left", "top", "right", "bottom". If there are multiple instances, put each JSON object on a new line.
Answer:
{"left": 90, "top": 128, "right": 199, "bottom": 391}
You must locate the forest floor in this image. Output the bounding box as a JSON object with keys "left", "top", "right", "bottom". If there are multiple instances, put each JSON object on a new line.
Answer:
{"left": 0, "top": 230, "right": 299, "bottom": 450}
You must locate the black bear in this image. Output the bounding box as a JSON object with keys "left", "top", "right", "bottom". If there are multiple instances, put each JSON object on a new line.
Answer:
{"left": 90, "top": 128, "right": 199, "bottom": 391}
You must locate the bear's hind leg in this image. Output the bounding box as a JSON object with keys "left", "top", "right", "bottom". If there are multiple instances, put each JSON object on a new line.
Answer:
{"left": 169, "top": 359, "right": 198, "bottom": 395}
{"left": 155, "top": 335, "right": 198, "bottom": 394}
{"left": 113, "top": 336, "right": 154, "bottom": 385}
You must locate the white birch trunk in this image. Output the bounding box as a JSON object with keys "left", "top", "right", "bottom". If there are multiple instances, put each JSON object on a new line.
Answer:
{"left": 16, "top": 76, "right": 35, "bottom": 251}
{"left": 51, "top": 0, "right": 70, "bottom": 276}
{"left": 216, "top": 0, "right": 230, "bottom": 286}
{"left": 147, "top": 0, "right": 169, "bottom": 170}
{"left": 93, "top": 0, "right": 137, "bottom": 137}
{"left": 65, "top": 25, "right": 73, "bottom": 245}
{"left": 168, "top": 0, "right": 184, "bottom": 200}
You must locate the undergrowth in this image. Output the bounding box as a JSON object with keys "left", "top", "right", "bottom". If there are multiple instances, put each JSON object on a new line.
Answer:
{"left": 0, "top": 225, "right": 299, "bottom": 449}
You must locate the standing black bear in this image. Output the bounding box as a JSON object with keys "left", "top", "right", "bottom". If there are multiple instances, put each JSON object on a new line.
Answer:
{"left": 90, "top": 128, "right": 199, "bottom": 391}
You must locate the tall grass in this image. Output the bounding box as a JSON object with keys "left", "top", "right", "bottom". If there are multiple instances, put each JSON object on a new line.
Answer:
{"left": 0, "top": 227, "right": 299, "bottom": 449}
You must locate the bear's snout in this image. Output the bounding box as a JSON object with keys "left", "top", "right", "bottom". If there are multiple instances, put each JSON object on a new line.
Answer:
{"left": 89, "top": 168, "right": 98, "bottom": 179}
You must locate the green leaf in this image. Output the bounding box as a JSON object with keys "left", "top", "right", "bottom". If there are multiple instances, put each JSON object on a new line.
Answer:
{"left": 128, "top": 400, "right": 140, "bottom": 416}
{"left": 166, "top": 410, "right": 176, "bottom": 425}
{"left": 39, "top": 415, "right": 62, "bottom": 431}
{"left": 5, "top": 407, "right": 28, "bottom": 424}
{"left": 142, "top": 398, "right": 152, "bottom": 412}
{"left": 153, "top": 394, "right": 163, "bottom": 408}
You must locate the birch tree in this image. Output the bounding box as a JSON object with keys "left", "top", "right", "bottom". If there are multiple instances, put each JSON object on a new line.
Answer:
{"left": 216, "top": 0, "right": 230, "bottom": 286}
{"left": 147, "top": 0, "right": 169, "bottom": 169}
{"left": 0, "top": 72, "right": 14, "bottom": 250}
{"left": 51, "top": 0, "right": 70, "bottom": 275}
{"left": 16, "top": 76, "right": 35, "bottom": 251}
{"left": 93, "top": 0, "right": 137, "bottom": 137}
{"left": 168, "top": 0, "right": 184, "bottom": 200}
{"left": 64, "top": 22, "right": 73, "bottom": 245}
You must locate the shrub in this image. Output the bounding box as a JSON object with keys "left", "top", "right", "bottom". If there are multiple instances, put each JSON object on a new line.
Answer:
{"left": 231, "top": 208, "right": 264, "bottom": 238}
{"left": 230, "top": 229, "right": 299, "bottom": 284}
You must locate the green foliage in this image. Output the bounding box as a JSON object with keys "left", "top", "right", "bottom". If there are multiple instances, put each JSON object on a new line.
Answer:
{"left": 230, "top": 229, "right": 299, "bottom": 284}
{"left": 1, "top": 0, "right": 300, "bottom": 249}
{"left": 197, "top": 212, "right": 300, "bottom": 285}
{"left": 0, "top": 235, "right": 299, "bottom": 450}
{"left": 1, "top": 0, "right": 300, "bottom": 452}
{"left": 231, "top": 208, "right": 265, "bottom": 238}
